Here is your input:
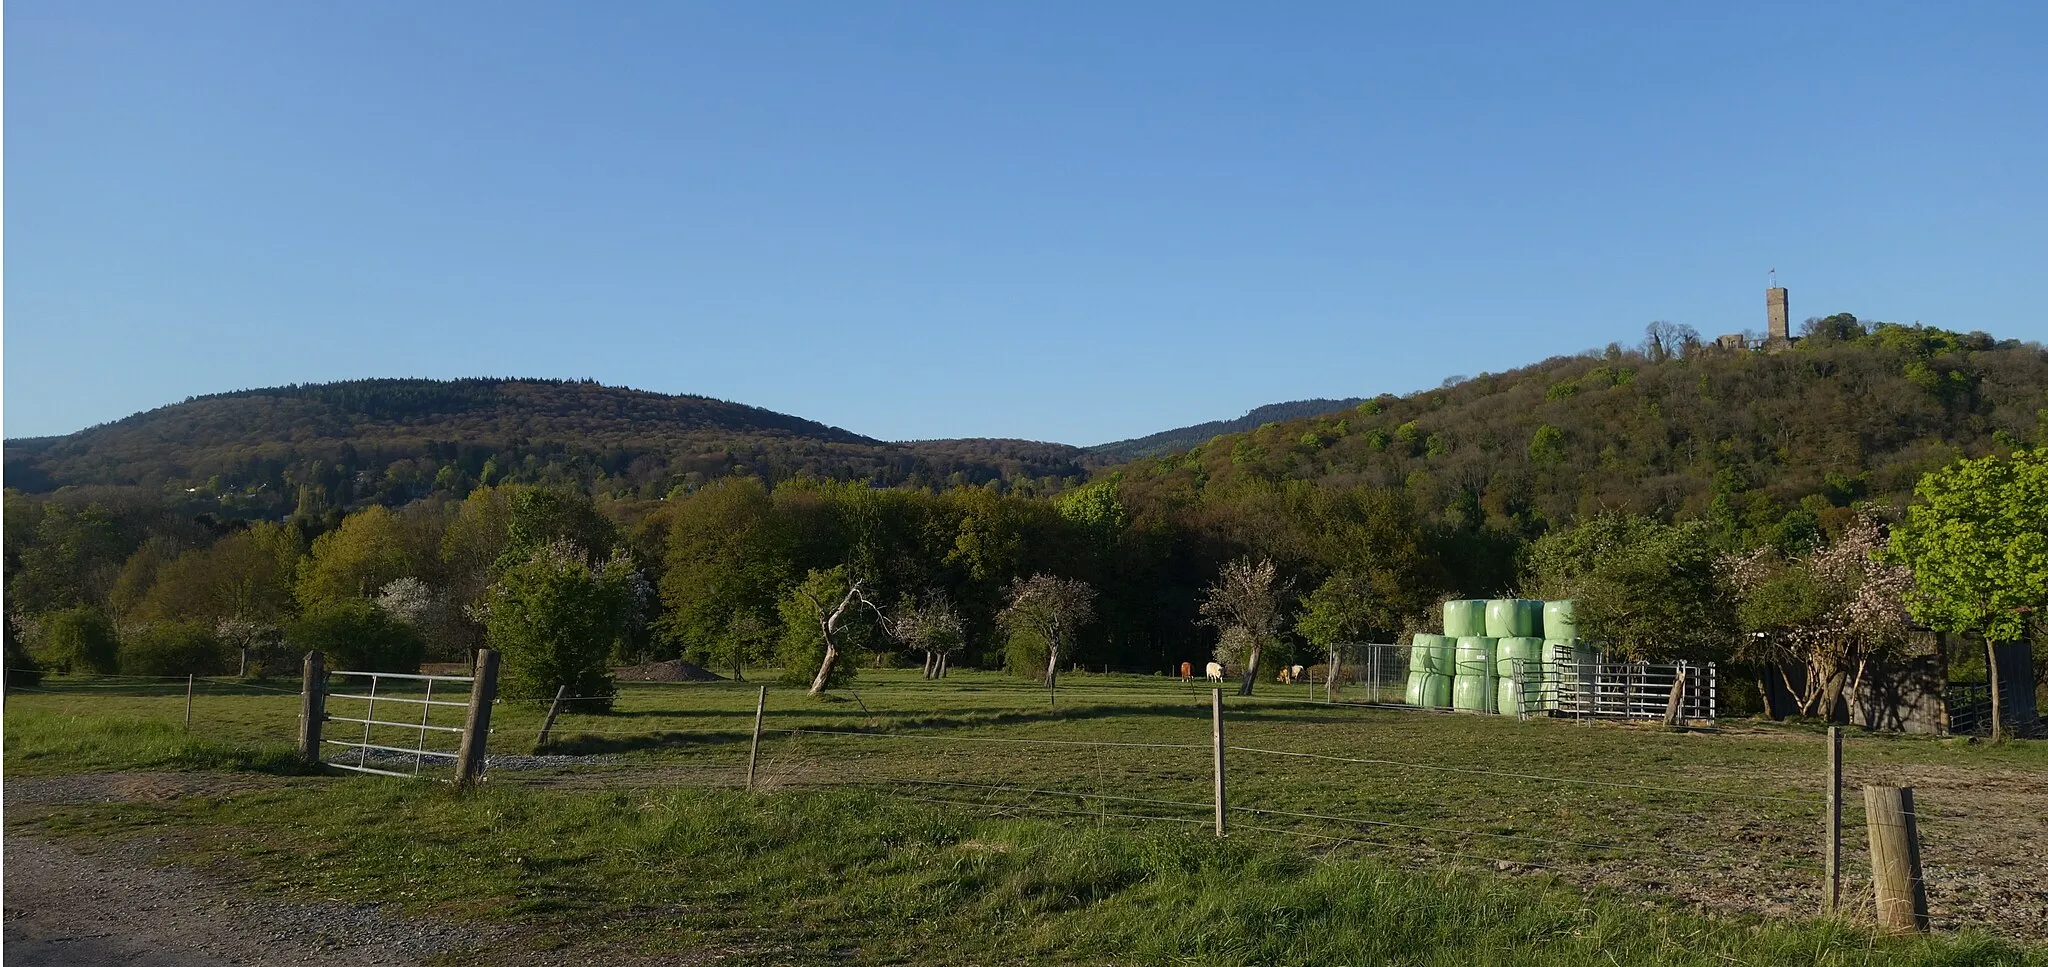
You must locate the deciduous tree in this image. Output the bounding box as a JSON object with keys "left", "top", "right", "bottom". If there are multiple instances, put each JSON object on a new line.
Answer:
{"left": 999, "top": 574, "right": 1095, "bottom": 703}
{"left": 1200, "top": 558, "right": 1289, "bottom": 696}
{"left": 1888, "top": 449, "right": 2048, "bottom": 737}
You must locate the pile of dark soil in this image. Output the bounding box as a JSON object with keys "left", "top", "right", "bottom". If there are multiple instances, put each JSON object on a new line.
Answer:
{"left": 611, "top": 660, "right": 726, "bottom": 682}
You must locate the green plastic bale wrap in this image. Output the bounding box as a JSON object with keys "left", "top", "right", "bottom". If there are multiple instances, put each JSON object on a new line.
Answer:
{"left": 1498, "top": 677, "right": 1528, "bottom": 717}
{"left": 1453, "top": 673, "right": 1496, "bottom": 713}
{"left": 1494, "top": 636, "right": 1543, "bottom": 677}
{"left": 1422, "top": 672, "right": 1451, "bottom": 708}
{"left": 1484, "top": 598, "right": 1534, "bottom": 638}
{"left": 1542, "top": 599, "right": 1576, "bottom": 639}
{"left": 1405, "top": 670, "right": 1451, "bottom": 708}
{"left": 1494, "top": 636, "right": 1543, "bottom": 716}
{"left": 1521, "top": 598, "right": 1546, "bottom": 638}
{"left": 1451, "top": 636, "right": 1497, "bottom": 712}
{"left": 1409, "top": 634, "right": 1455, "bottom": 673}
{"left": 1442, "top": 600, "right": 1487, "bottom": 638}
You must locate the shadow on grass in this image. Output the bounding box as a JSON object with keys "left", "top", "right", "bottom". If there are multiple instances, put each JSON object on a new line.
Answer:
{"left": 540, "top": 701, "right": 1365, "bottom": 757}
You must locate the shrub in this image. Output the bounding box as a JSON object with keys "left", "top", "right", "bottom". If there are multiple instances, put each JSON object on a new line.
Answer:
{"left": 119, "top": 621, "right": 230, "bottom": 676}
{"left": 774, "top": 567, "right": 869, "bottom": 690}
{"left": 36, "top": 606, "right": 121, "bottom": 674}
{"left": 6, "top": 617, "right": 44, "bottom": 689}
{"left": 1003, "top": 628, "right": 1050, "bottom": 682}
{"left": 482, "top": 541, "right": 639, "bottom": 708}
{"left": 288, "top": 600, "right": 427, "bottom": 673}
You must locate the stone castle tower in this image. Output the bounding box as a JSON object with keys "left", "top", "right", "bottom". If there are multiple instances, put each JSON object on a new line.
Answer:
{"left": 1767, "top": 285, "right": 1791, "bottom": 343}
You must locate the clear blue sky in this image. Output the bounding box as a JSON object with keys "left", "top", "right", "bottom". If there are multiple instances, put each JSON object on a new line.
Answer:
{"left": 7, "top": 2, "right": 2045, "bottom": 445}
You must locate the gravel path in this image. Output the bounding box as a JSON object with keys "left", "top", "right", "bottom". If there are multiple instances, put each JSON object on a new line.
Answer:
{"left": 4, "top": 774, "right": 501, "bottom": 966}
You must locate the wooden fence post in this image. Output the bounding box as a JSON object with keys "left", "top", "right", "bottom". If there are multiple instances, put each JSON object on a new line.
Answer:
{"left": 535, "top": 684, "right": 568, "bottom": 749}
{"left": 1824, "top": 726, "right": 1842, "bottom": 914}
{"left": 184, "top": 674, "right": 195, "bottom": 730}
{"left": 1864, "top": 785, "right": 1930, "bottom": 933}
{"left": 455, "top": 649, "right": 500, "bottom": 789}
{"left": 746, "top": 685, "right": 767, "bottom": 791}
{"left": 1211, "top": 688, "right": 1227, "bottom": 838}
{"left": 298, "top": 651, "right": 325, "bottom": 764}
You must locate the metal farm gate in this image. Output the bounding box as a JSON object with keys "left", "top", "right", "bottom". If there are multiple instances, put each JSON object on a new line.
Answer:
{"left": 1546, "top": 659, "right": 1716, "bottom": 723}
{"left": 323, "top": 669, "right": 474, "bottom": 777}
{"left": 298, "top": 650, "right": 501, "bottom": 784}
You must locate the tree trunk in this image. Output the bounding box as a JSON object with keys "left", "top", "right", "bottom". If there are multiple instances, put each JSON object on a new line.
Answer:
{"left": 1239, "top": 642, "right": 1262, "bottom": 697}
{"left": 1816, "top": 660, "right": 1848, "bottom": 724}
{"left": 1757, "top": 666, "right": 1781, "bottom": 720}
{"left": 1326, "top": 645, "right": 1340, "bottom": 702}
{"left": 1045, "top": 643, "right": 1061, "bottom": 706}
{"left": 807, "top": 643, "right": 840, "bottom": 697}
{"left": 922, "top": 651, "right": 935, "bottom": 679}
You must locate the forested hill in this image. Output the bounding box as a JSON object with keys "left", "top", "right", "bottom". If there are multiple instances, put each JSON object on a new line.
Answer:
{"left": 1112, "top": 319, "right": 2048, "bottom": 567}
{"left": 1087, "top": 397, "right": 1367, "bottom": 463}
{"left": 2, "top": 378, "right": 1096, "bottom": 515}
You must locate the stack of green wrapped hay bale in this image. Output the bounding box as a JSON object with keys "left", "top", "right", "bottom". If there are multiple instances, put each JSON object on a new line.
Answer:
{"left": 1542, "top": 599, "right": 1593, "bottom": 711}
{"left": 1404, "top": 626, "right": 1455, "bottom": 708}
{"left": 1407, "top": 597, "right": 1584, "bottom": 715}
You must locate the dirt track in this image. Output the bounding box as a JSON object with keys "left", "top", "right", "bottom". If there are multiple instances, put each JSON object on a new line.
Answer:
{"left": 3, "top": 774, "right": 496, "bottom": 967}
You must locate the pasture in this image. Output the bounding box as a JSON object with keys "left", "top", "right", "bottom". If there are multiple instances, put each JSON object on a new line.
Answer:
{"left": 6, "top": 669, "right": 2046, "bottom": 964}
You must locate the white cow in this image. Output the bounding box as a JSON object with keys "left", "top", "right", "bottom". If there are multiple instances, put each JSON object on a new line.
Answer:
{"left": 1205, "top": 661, "right": 1224, "bottom": 682}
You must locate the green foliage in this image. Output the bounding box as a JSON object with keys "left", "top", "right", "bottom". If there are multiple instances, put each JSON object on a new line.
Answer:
{"left": 1053, "top": 480, "right": 1129, "bottom": 534}
{"left": 503, "top": 487, "right": 620, "bottom": 566}
{"left": 483, "top": 542, "right": 642, "bottom": 707}
{"left": 128, "top": 523, "right": 302, "bottom": 625}
{"left": 295, "top": 505, "right": 417, "bottom": 609}
{"left": 776, "top": 567, "right": 868, "bottom": 689}
{"left": 118, "top": 621, "right": 230, "bottom": 676}
{"left": 1889, "top": 448, "right": 2048, "bottom": 643}
{"left": 6, "top": 500, "right": 126, "bottom": 614}
{"left": 1294, "top": 570, "right": 1378, "bottom": 649}
{"left": 660, "top": 478, "right": 793, "bottom": 673}
{"left": 1525, "top": 515, "right": 1734, "bottom": 661}
{"left": 5, "top": 616, "right": 44, "bottom": 689}
{"left": 1003, "top": 625, "right": 1051, "bottom": 680}
{"left": 1528, "top": 424, "right": 1566, "bottom": 464}
{"left": 37, "top": 605, "right": 121, "bottom": 673}
{"left": 287, "top": 599, "right": 427, "bottom": 673}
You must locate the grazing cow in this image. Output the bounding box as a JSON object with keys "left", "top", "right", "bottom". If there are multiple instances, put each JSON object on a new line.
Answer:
{"left": 1292, "top": 664, "right": 1305, "bottom": 682}
{"left": 1205, "top": 661, "right": 1224, "bottom": 682}
{"left": 1276, "top": 667, "right": 1294, "bottom": 684}
{"left": 1180, "top": 661, "right": 1193, "bottom": 679}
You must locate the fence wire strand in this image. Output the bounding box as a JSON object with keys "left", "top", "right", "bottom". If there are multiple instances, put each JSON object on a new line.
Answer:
{"left": 1230, "top": 744, "right": 1823, "bottom": 805}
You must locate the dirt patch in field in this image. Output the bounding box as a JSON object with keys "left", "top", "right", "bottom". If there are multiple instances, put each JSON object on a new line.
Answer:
{"left": 1617, "top": 758, "right": 2048, "bottom": 941}
{"left": 612, "top": 660, "right": 726, "bottom": 683}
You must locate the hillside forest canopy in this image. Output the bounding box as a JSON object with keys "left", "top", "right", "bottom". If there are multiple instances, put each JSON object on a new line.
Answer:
{"left": 6, "top": 317, "right": 2047, "bottom": 715}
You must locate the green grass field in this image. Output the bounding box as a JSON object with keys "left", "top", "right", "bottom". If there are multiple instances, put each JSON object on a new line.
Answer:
{"left": 6, "top": 668, "right": 2045, "bottom": 964}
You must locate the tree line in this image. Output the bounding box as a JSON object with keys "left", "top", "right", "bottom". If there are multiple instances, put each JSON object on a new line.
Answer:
{"left": 7, "top": 320, "right": 2044, "bottom": 720}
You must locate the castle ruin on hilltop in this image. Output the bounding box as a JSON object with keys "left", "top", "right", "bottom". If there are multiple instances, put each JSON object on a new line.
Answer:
{"left": 1713, "top": 277, "right": 1798, "bottom": 352}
